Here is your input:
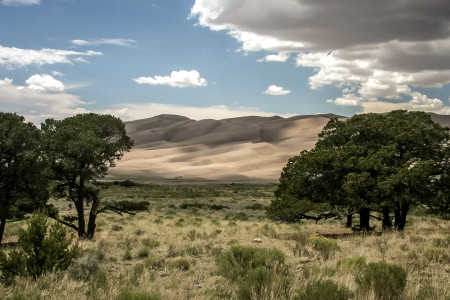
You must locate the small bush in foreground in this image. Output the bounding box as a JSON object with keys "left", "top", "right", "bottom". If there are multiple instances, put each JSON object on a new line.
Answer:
{"left": 216, "top": 245, "right": 290, "bottom": 299}
{"left": 356, "top": 261, "right": 407, "bottom": 300}
{"left": 294, "top": 279, "right": 354, "bottom": 300}
{"left": 0, "top": 210, "right": 79, "bottom": 285}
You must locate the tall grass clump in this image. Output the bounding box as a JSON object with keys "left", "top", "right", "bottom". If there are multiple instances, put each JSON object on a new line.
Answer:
{"left": 215, "top": 244, "right": 290, "bottom": 299}
{"left": 355, "top": 261, "right": 407, "bottom": 300}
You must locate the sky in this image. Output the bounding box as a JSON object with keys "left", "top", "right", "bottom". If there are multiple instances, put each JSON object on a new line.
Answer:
{"left": 1, "top": 0, "right": 449, "bottom": 124}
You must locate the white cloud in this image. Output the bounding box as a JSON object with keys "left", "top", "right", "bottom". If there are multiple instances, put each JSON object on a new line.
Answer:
{"left": 263, "top": 85, "right": 291, "bottom": 96}
{"left": 25, "top": 74, "right": 65, "bottom": 93}
{"left": 190, "top": 0, "right": 450, "bottom": 112}
{"left": 327, "top": 93, "right": 364, "bottom": 107}
{"left": 0, "top": 77, "right": 88, "bottom": 124}
{"left": 100, "top": 103, "right": 295, "bottom": 121}
{"left": 2, "top": 0, "right": 39, "bottom": 6}
{"left": 406, "top": 92, "right": 444, "bottom": 112}
{"left": 133, "top": 70, "right": 208, "bottom": 88}
{"left": 0, "top": 45, "right": 102, "bottom": 69}
{"left": 258, "top": 52, "right": 291, "bottom": 63}
{"left": 70, "top": 38, "right": 136, "bottom": 47}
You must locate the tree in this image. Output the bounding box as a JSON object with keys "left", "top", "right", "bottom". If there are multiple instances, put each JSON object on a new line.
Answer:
{"left": 267, "top": 111, "right": 450, "bottom": 231}
{"left": 41, "top": 113, "right": 133, "bottom": 239}
{"left": 0, "top": 112, "right": 50, "bottom": 245}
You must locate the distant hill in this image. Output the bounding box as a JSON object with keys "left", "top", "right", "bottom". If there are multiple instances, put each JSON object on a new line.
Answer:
{"left": 110, "top": 113, "right": 450, "bottom": 182}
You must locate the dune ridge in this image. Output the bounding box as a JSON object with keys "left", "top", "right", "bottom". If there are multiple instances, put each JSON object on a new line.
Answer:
{"left": 111, "top": 113, "right": 450, "bottom": 182}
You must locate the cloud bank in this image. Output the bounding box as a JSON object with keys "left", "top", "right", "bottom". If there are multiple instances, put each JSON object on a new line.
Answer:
{"left": 133, "top": 70, "right": 208, "bottom": 88}
{"left": 191, "top": 0, "right": 450, "bottom": 113}
{"left": 0, "top": 45, "right": 102, "bottom": 69}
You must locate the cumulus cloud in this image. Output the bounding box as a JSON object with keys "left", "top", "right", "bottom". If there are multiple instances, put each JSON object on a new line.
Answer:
{"left": 263, "top": 85, "right": 291, "bottom": 96}
{"left": 0, "top": 76, "right": 87, "bottom": 124}
{"left": 190, "top": 0, "right": 450, "bottom": 112}
{"left": 70, "top": 38, "right": 136, "bottom": 47}
{"left": 2, "top": 0, "right": 39, "bottom": 6}
{"left": 0, "top": 45, "right": 102, "bottom": 69}
{"left": 133, "top": 70, "right": 208, "bottom": 88}
{"left": 26, "top": 74, "right": 65, "bottom": 93}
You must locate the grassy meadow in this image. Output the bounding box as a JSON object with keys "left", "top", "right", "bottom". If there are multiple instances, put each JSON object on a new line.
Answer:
{"left": 1, "top": 182, "right": 449, "bottom": 299}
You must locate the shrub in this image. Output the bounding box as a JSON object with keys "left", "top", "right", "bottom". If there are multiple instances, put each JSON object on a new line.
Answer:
{"left": 432, "top": 235, "right": 450, "bottom": 248}
{"left": 294, "top": 279, "right": 354, "bottom": 300}
{"left": 237, "top": 266, "right": 291, "bottom": 300}
{"left": 0, "top": 210, "right": 79, "bottom": 285}
{"left": 68, "top": 255, "right": 101, "bottom": 281}
{"left": 310, "top": 236, "right": 340, "bottom": 260}
{"left": 141, "top": 238, "right": 160, "bottom": 249}
{"left": 115, "top": 289, "right": 161, "bottom": 300}
{"left": 216, "top": 245, "right": 290, "bottom": 299}
{"left": 216, "top": 245, "right": 286, "bottom": 281}
{"left": 112, "top": 224, "right": 123, "bottom": 231}
{"left": 356, "top": 262, "right": 407, "bottom": 300}
{"left": 340, "top": 256, "right": 366, "bottom": 272}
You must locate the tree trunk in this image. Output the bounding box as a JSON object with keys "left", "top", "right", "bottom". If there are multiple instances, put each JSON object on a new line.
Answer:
{"left": 86, "top": 198, "right": 100, "bottom": 239}
{"left": 395, "top": 203, "right": 409, "bottom": 231}
{"left": 382, "top": 207, "right": 393, "bottom": 232}
{"left": 346, "top": 214, "right": 353, "bottom": 228}
{"left": 0, "top": 218, "right": 6, "bottom": 245}
{"left": 74, "top": 199, "right": 86, "bottom": 238}
{"left": 359, "top": 208, "right": 371, "bottom": 232}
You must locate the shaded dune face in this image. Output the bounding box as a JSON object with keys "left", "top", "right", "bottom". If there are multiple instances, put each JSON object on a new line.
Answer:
{"left": 112, "top": 113, "right": 450, "bottom": 182}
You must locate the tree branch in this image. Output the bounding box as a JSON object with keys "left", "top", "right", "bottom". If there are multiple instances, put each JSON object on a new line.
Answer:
{"left": 49, "top": 215, "right": 79, "bottom": 232}
{"left": 97, "top": 205, "right": 136, "bottom": 216}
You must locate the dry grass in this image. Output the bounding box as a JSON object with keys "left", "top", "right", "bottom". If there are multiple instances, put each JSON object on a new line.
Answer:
{"left": 1, "top": 183, "right": 449, "bottom": 299}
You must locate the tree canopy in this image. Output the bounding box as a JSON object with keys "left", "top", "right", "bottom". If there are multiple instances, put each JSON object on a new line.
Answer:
{"left": 0, "top": 112, "right": 50, "bottom": 244}
{"left": 267, "top": 110, "right": 450, "bottom": 231}
{"left": 42, "top": 113, "right": 133, "bottom": 239}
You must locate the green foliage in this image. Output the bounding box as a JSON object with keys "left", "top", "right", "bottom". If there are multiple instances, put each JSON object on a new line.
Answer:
{"left": 233, "top": 212, "right": 249, "bottom": 221}
{"left": 42, "top": 113, "right": 133, "bottom": 239}
{"left": 355, "top": 261, "right": 407, "bottom": 300}
{"left": 339, "top": 256, "right": 366, "bottom": 272}
{"left": 115, "top": 289, "right": 161, "bottom": 300}
{"left": 268, "top": 111, "right": 450, "bottom": 230}
{"left": 0, "top": 112, "right": 50, "bottom": 244}
{"left": 310, "top": 236, "right": 340, "bottom": 260}
{"left": 0, "top": 210, "right": 79, "bottom": 284}
{"left": 141, "top": 237, "right": 160, "bottom": 249}
{"left": 294, "top": 279, "right": 354, "bottom": 300}
{"left": 245, "top": 203, "right": 265, "bottom": 210}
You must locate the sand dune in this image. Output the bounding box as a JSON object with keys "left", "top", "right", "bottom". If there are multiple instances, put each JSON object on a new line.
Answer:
{"left": 110, "top": 114, "right": 341, "bottom": 182}
{"left": 110, "top": 113, "right": 450, "bottom": 182}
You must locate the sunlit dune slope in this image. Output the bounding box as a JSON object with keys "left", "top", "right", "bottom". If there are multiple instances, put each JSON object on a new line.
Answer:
{"left": 111, "top": 113, "right": 450, "bottom": 182}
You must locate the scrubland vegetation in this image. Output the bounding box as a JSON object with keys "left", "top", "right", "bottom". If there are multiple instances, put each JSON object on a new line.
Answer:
{"left": 1, "top": 183, "right": 449, "bottom": 299}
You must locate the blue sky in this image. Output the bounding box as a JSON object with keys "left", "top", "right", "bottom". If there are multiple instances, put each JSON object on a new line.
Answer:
{"left": 1, "top": 0, "right": 449, "bottom": 123}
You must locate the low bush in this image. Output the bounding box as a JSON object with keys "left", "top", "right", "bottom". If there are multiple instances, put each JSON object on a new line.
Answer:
{"left": 141, "top": 238, "right": 160, "bottom": 249}
{"left": 339, "top": 256, "right": 366, "bottom": 272}
{"left": 245, "top": 203, "right": 265, "bottom": 210}
{"left": 0, "top": 210, "right": 79, "bottom": 285}
{"left": 355, "top": 261, "right": 407, "bottom": 300}
{"left": 310, "top": 236, "right": 340, "bottom": 260}
{"left": 216, "top": 245, "right": 290, "bottom": 299}
{"left": 294, "top": 279, "right": 354, "bottom": 300}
